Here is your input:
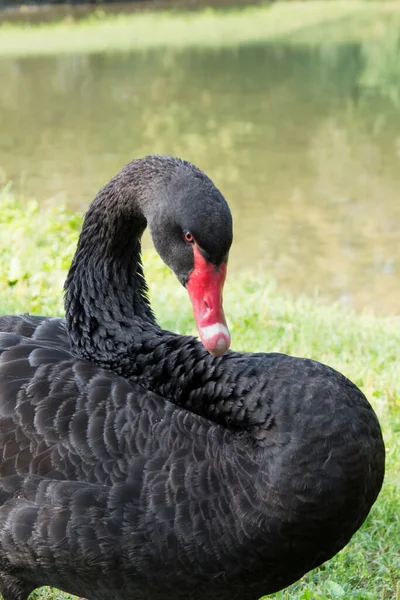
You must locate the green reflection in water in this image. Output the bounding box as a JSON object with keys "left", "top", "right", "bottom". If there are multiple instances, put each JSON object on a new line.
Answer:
{"left": 0, "top": 43, "right": 399, "bottom": 315}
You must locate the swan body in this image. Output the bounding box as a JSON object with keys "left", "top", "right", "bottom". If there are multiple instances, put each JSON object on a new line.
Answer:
{"left": 0, "top": 156, "right": 384, "bottom": 600}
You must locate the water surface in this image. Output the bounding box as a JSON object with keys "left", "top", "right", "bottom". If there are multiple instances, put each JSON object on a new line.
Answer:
{"left": 0, "top": 43, "right": 399, "bottom": 314}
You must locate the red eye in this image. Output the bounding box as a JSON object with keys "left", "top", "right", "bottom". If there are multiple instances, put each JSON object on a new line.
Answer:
{"left": 184, "top": 231, "right": 194, "bottom": 243}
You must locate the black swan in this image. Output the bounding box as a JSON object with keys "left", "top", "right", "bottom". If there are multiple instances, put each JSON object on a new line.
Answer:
{"left": 0, "top": 155, "right": 384, "bottom": 600}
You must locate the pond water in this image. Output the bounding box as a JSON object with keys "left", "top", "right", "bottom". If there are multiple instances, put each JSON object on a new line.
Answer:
{"left": 0, "top": 43, "right": 399, "bottom": 315}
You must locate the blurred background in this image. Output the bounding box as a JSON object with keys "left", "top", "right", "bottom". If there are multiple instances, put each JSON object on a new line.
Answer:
{"left": 0, "top": 0, "right": 399, "bottom": 316}
{"left": 0, "top": 5, "right": 399, "bottom": 600}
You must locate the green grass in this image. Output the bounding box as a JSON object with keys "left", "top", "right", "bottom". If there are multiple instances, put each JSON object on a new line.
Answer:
{"left": 0, "top": 187, "right": 399, "bottom": 600}
{"left": 1, "top": 1, "right": 400, "bottom": 57}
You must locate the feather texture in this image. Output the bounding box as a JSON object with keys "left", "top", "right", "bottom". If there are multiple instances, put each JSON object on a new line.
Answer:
{"left": 0, "top": 157, "right": 385, "bottom": 600}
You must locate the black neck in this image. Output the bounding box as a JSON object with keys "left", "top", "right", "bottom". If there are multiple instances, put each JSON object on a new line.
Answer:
{"left": 64, "top": 161, "right": 159, "bottom": 363}
{"left": 64, "top": 156, "right": 269, "bottom": 441}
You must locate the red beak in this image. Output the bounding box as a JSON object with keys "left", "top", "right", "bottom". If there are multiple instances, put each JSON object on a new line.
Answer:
{"left": 185, "top": 245, "right": 231, "bottom": 357}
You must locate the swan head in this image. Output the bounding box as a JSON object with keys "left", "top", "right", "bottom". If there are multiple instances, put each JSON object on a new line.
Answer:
{"left": 146, "top": 158, "right": 232, "bottom": 357}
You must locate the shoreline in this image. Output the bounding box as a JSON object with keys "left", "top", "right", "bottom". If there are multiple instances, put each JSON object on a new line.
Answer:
{"left": 1, "top": 2, "right": 400, "bottom": 57}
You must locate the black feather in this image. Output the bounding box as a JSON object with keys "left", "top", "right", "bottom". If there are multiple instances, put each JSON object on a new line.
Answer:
{"left": 0, "top": 156, "right": 384, "bottom": 600}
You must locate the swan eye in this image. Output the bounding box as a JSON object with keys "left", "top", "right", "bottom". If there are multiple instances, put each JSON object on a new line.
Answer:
{"left": 184, "top": 231, "right": 194, "bottom": 243}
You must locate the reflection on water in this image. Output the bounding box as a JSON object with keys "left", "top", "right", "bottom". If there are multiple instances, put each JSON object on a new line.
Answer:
{"left": 0, "top": 43, "right": 399, "bottom": 315}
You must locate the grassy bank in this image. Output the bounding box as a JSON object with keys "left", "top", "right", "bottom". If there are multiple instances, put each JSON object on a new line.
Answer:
{"left": 0, "top": 187, "right": 399, "bottom": 600}
{"left": 1, "top": 1, "right": 400, "bottom": 57}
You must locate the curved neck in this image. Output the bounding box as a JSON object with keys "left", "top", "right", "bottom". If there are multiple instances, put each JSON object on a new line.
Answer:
{"left": 64, "top": 161, "right": 160, "bottom": 362}
{"left": 63, "top": 156, "right": 267, "bottom": 440}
